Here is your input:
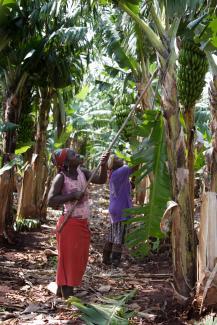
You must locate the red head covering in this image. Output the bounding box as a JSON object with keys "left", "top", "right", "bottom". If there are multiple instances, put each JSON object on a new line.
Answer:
{"left": 52, "top": 148, "right": 69, "bottom": 170}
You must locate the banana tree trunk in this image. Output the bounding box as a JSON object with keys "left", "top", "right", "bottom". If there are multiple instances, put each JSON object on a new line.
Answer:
{"left": 16, "top": 160, "right": 35, "bottom": 219}
{"left": 196, "top": 66, "right": 217, "bottom": 308}
{"left": 209, "top": 76, "right": 217, "bottom": 191}
{"left": 110, "top": 2, "right": 196, "bottom": 297}
{"left": 162, "top": 68, "right": 196, "bottom": 297}
{"left": 0, "top": 170, "right": 14, "bottom": 241}
{"left": 184, "top": 109, "right": 195, "bottom": 212}
{"left": 17, "top": 88, "right": 51, "bottom": 220}
{"left": 3, "top": 94, "right": 21, "bottom": 152}
{"left": 0, "top": 94, "right": 22, "bottom": 242}
{"left": 34, "top": 88, "right": 50, "bottom": 217}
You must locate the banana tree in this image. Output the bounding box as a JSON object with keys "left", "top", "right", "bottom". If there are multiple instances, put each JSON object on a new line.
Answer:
{"left": 200, "top": 13, "right": 217, "bottom": 191}
{"left": 16, "top": 0, "right": 90, "bottom": 220}
{"left": 0, "top": 0, "right": 34, "bottom": 241}
{"left": 0, "top": 0, "right": 90, "bottom": 235}
{"left": 95, "top": 7, "right": 157, "bottom": 203}
{"left": 108, "top": 0, "right": 209, "bottom": 296}
{"left": 208, "top": 56, "right": 217, "bottom": 191}
{"left": 98, "top": 6, "right": 155, "bottom": 114}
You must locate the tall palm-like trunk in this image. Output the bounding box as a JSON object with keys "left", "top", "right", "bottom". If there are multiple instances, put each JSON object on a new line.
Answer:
{"left": 184, "top": 109, "right": 195, "bottom": 213}
{"left": 209, "top": 75, "right": 217, "bottom": 191}
{"left": 119, "top": 2, "right": 196, "bottom": 296}
{"left": 34, "top": 88, "right": 51, "bottom": 219}
{"left": 3, "top": 94, "right": 21, "bottom": 152}
{"left": 0, "top": 70, "right": 29, "bottom": 240}
{"left": 196, "top": 58, "right": 217, "bottom": 307}
{"left": 17, "top": 88, "right": 51, "bottom": 220}
{"left": 0, "top": 92, "right": 22, "bottom": 241}
{"left": 162, "top": 68, "right": 196, "bottom": 296}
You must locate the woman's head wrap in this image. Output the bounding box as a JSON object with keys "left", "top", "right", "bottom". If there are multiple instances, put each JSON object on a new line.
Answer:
{"left": 51, "top": 148, "right": 69, "bottom": 170}
{"left": 107, "top": 154, "right": 115, "bottom": 170}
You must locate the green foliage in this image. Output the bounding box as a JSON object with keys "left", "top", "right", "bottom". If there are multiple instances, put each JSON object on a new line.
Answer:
{"left": 23, "top": 26, "right": 88, "bottom": 89}
{"left": 196, "top": 314, "right": 217, "bottom": 325}
{"left": 209, "top": 17, "right": 217, "bottom": 48}
{"left": 0, "top": 121, "right": 18, "bottom": 132}
{"left": 125, "top": 110, "right": 171, "bottom": 256}
{"left": 186, "top": 12, "right": 217, "bottom": 52}
{"left": 76, "top": 85, "right": 90, "bottom": 101}
{"left": 67, "top": 290, "right": 136, "bottom": 325}
{"left": 194, "top": 148, "right": 205, "bottom": 171}
{"left": 194, "top": 106, "right": 210, "bottom": 172}
{"left": 101, "top": 14, "right": 139, "bottom": 76}
{"left": 17, "top": 114, "right": 35, "bottom": 146}
{"left": 48, "top": 255, "right": 57, "bottom": 268}
{"left": 0, "top": 155, "right": 23, "bottom": 175}
{"left": 14, "top": 218, "right": 41, "bottom": 232}
{"left": 66, "top": 83, "right": 115, "bottom": 164}
{"left": 54, "top": 124, "right": 73, "bottom": 149}
{"left": 0, "top": 0, "right": 91, "bottom": 107}
{"left": 15, "top": 145, "right": 32, "bottom": 155}
{"left": 113, "top": 95, "right": 136, "bottom": 141}
{"left": 158, "top": 0, "right": 205, "bottom": 18}
{"left": 195, "top": 105, "right": 211, "bottom": 141}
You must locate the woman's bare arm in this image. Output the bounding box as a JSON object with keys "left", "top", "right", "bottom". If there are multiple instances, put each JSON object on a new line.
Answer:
{"left": 81, "top": 164, "right": 108, "bottom": 185}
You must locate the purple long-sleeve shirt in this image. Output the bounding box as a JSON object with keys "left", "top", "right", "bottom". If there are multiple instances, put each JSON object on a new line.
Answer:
{"left": 109, "top": 165, "right": 133, "bottom": 223}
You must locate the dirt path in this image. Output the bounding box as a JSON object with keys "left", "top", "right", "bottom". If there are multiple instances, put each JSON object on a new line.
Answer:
{"left": 0, "top": 185, "right": 202, "bottom": 324}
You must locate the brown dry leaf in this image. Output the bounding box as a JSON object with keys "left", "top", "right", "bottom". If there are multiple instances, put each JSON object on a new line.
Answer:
{"left": 1, "top": 319, "right": 19, "bottom": 325}
{"left": 0, "top": 285, "right": 11, "bottom": 293}
{"left": 47, "top": 282, "right": 57, "bottom": 295}
{"left": 97, "top": 285, "right": 111, "bottom": 293}
{"left": 138, "top": 311, "right": 157, "bottom": 321}
{"left": 20, "top": 285, "right": 31, "bottom": 291}
{"left": 128, "top": 302, "right": 141, "bottom": 311}
{"left": 44, "top": 249, "right": 58, "bottom": 256}
{"left": 76, "top": 290, "right": 88, "bottom": 297}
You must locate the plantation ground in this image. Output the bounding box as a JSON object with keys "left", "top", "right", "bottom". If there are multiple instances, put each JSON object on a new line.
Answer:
{"left": 0, "top": 185, "right": 212, "bottom": 324}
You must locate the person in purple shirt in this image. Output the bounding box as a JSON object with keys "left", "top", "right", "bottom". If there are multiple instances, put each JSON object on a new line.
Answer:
{"left": 103, "top": 154, "right": 136, "bottom": 267}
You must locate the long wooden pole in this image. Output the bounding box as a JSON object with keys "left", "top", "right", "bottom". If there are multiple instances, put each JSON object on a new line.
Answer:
{"left": 57, "top": 68, "right": 158, "bottom": 233}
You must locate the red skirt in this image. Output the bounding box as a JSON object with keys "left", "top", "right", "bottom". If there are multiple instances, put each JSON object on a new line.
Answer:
{"left": 56, "top": 216, "right": 91, "bottom": 287}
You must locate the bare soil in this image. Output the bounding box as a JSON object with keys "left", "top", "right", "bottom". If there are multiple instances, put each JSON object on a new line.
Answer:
{"left": 0, "top": 185, "right": 214, "bottom": 324}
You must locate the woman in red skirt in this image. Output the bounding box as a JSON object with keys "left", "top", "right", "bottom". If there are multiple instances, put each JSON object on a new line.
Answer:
{"left": 48, "top": 148, "right": 109, "bottom": 299}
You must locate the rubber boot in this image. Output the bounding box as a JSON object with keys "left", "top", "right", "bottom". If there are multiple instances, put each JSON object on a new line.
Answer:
{"left": 61, "top": 286, "right": 74, "bottom": 299}
{"left": 111, "top": 252, "right": 122, "bottom": 267}
{"left": 112, "top": 244, "right": 122, "bottom": 267}
{"left": 102, "top": 242, "right": 113, "bottom": 265}
{"left": 56, "top": 286, "right": 62, "bottom": 298}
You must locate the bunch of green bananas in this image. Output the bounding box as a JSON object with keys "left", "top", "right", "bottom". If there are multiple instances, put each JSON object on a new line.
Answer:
{"left": 113, "top": 103, "right": 133, "bottom": 141}
{"left": 17, "top": 114, "right": 35, "bottom": 145}
{"left": 177, "top": 40, "right": 208, "bottom": 108}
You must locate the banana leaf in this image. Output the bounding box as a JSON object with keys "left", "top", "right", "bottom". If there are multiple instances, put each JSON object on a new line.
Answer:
{"left": 125, "top": 110, "right": 171, "bottom": 256}
{"left": 67, "top": 290, "right": 136, "bottom": 325}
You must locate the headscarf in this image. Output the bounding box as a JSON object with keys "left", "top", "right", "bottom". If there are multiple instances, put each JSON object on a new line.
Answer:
{"left": 51, "top": 148, "right": 69, "bottom": 170}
